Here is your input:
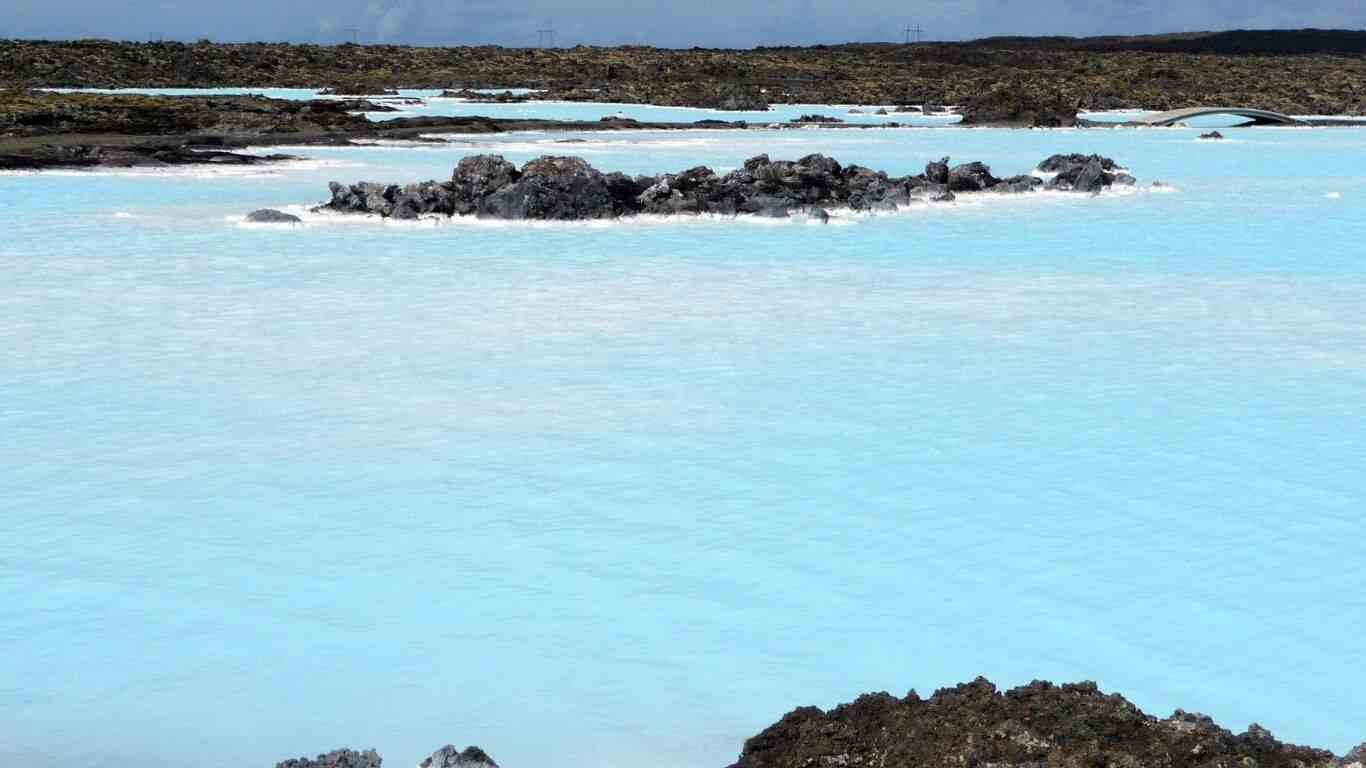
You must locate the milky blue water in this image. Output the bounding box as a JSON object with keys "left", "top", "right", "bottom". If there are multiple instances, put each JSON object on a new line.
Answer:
{"left": 3, "top": 95, "right": 1366, "bottom": 768}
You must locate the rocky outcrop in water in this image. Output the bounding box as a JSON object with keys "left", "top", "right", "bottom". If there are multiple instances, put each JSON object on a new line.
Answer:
{"left": 734, "top": 678, "right": 1354, "bottom": 768}
{"left": 438, "top": 88, "right": 530, "bottom": 103}
{"left": 1037, "top": 153, "right": 1136, "bottom": 192}
{"left": 276, "top": 748, "right": 382, "bottom": 768}
{"left": 318, "top": 152, "right": 1129, "bottom": 221}
{"left": 419, "top": 745, "right": 499, "bottom": 768}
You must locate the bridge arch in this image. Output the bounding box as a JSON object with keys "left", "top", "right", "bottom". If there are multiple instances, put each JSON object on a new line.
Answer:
{"left": 1136, "top": 107, "right": 1306, "bottom": 127}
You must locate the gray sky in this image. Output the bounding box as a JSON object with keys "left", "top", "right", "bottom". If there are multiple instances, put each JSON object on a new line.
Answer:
{"left": 6, "top": 0, "right": 1366, "bottom": 48}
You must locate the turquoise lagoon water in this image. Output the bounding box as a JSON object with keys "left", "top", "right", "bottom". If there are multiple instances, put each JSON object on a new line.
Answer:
{"left": 2, "top": 99, "right": 1366, "bottom": 768}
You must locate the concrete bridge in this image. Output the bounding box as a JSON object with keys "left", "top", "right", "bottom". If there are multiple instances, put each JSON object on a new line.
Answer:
{"left": 1133, "top": 107, "right": 1308, "bottom": 127}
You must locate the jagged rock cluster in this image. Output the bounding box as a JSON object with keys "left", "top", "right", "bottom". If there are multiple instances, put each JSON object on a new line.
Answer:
{"left": 419, "top": 746, "right": 500, "bottom": 768}
{"left": 734, "top": 678, "right": 1363, "bottom": 768}
{"left": 319, "top": 152, "right": 1133, "bottom": 221}
{"left": 276, "top": 748, "right": 382, "bottom": 768}
{"left": 277, "top": 745, "right": 497, "bottom": 768}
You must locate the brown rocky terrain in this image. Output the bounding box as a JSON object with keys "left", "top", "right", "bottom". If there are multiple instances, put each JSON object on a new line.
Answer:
{"left": 735, "top": 678, "right": 1361, "bottom": 768}
{"left": 3, "top": 31, "right": 1366, "bottom": 115}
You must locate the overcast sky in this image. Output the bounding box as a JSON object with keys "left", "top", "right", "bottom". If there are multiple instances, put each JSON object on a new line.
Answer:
{"left": 6, "top": 0, "right": 1366, "bottom": 48}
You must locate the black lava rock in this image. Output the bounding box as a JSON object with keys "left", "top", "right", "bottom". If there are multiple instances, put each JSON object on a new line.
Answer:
{"left": 277, "top": 749, "right": 381, "bottom": 768}
{"left": 317, "top": 151, "right": 1132, "bottom": 221}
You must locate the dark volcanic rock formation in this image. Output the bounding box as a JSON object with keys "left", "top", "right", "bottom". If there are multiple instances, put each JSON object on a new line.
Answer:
{"left": 275, "top": 683, "right": 1359, "bottom": 768}
{"left": 734, "top": 678, "right": 1349, "bottom": 768}
{"left": 478, "top": 155, "right": 618, "bottom": 220}
{"left": 1037, "top": 153, "right": 1135, "bottom": 192}
{"left": 277, "top": 748, "right": 382, "bottom": 768}
{"left": 419, "top": 745, "right": 499, "bottom": 768}
{"left": 319, "top": 152, "right": 1130, "bottom": 221}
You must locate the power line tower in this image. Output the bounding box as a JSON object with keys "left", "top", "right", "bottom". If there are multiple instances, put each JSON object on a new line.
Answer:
{"left": 904, "top": 24, "right": 923, "bottom": 44}
{"left": 536, "top": 21, "right": 555, "bottom": 48}
{"left": 343, "top": 26, "right": 360, "bottom": 45}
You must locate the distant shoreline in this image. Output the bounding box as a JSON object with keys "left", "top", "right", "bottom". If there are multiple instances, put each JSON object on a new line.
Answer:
{"left": 5, "top": 30, "right": 1366, "bottom": 116}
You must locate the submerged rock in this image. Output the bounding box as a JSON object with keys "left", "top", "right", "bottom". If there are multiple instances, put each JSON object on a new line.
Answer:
{"left": 317, "top": 152, "right": 1132, "bottom": 221}
{"left": 244, "top": 208, "right": 302, "bottom": 224}
{"left": 276, "top": 748, "right": 381, "bottom": 768}
{"left": 734, "top": 678, "right": 1345, "bottom": 768}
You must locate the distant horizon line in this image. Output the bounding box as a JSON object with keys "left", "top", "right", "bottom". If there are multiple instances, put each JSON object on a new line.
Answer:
{"left": 5, "top": 26, "right": 1366, "bottom": 50}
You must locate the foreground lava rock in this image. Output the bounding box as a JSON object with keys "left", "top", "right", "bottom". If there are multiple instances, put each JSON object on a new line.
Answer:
{"left": 734, "top": 678, "right": 1356, "bottom": 768}
{"left": 274, "top": 681, "right": 1363, "bottom": 768}
{"left": 319, "top": 152, "right": 1133, "bottom": 221}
